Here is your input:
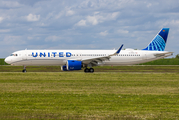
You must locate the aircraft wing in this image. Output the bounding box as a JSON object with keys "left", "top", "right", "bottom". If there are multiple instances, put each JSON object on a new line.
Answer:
{"left": 82, "top": 44, "right": 123, "bottom": 66}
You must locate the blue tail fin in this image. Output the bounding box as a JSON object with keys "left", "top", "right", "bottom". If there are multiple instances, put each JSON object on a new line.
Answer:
{"left": 142, "top": 28, "right": 169, "bottom": 51}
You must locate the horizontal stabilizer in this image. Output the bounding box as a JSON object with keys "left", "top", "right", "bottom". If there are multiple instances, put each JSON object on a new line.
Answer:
{"left": 154, "top": 52, "right": 173, "bottom": 58}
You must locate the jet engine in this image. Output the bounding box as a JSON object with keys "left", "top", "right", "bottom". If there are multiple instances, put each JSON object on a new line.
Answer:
{"left": 61, "top": 60, "right": 82, "bottom": 71}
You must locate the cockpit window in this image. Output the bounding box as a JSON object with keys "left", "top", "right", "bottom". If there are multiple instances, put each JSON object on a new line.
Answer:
{"left": 10, "top": 54, "right": 18, "bottom": 56}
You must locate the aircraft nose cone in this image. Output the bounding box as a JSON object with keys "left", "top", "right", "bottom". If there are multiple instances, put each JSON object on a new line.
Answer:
{"left": 5, "top": 57, "right": 11, "bottom": 64}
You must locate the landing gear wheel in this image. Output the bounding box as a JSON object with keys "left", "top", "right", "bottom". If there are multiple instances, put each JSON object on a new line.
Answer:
{"left": 84, "top": 68, "right": 94, "bottom": 73}
{"left": 89, "top": 68, "right": 94, "bottom": 73}
{"left": 22, "top": 69, "right": 27, "bottom": 73}
{"left": 84, "top": 68, "right": 89, "bottom": 73}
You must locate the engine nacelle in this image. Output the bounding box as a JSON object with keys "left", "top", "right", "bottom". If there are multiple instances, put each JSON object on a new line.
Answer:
{"left": 61, "top": 65, "right": 67, "bottom": 71}
{"left": 66, "top": 60, "right": 82, "bottom": 70}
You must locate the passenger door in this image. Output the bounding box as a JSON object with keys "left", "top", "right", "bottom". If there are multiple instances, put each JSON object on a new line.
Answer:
{"left": 22, "top": 51, "right": 27, "bottom": 60}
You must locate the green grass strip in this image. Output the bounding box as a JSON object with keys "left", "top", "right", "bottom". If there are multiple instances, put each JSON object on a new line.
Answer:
{"left": 0, "top": 72, "right": 179, "bottom": 119}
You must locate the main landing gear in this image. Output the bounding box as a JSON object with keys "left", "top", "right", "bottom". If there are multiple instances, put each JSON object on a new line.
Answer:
{"left": 84, "top": 68, "right": 94, "bottom": 73}
{"left": 22, "top": 66, "right": 27, "bottom": 73}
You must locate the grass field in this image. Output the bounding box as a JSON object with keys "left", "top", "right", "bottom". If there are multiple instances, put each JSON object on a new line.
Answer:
{"left": 0, "top": 72, "right": 179, "bottom": 119}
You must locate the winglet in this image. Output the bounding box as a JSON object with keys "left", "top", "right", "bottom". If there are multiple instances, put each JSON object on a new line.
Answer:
{"left": 110, "top": 44, "right": 124, "bottom": 56}
{"left": 116, "top": 44, "right": 124, "bottom": 54}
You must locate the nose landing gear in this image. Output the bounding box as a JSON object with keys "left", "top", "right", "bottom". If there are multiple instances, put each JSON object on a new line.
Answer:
{"left": 22, "top": 66, "right": 27, "bottom": 73}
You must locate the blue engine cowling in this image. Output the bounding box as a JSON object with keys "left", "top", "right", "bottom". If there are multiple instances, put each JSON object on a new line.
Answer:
{"left": 61, "top": 65, "right": 67, "bottom": 71}
{"left": 66, "top": 60, "right": 82, "bottom": 70}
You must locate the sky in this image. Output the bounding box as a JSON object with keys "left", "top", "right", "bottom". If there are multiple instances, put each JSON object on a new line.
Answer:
{"left": 0, "top": 0, "right": 179, "bottom": 58}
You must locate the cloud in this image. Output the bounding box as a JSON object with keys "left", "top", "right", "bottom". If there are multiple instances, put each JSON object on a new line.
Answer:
{"left": 66, "top": 10, "right": 75, "bottom": 16}
{"left": 26, "top": 13, "right": 40, "bottom": 22}
{"left": 147, "top": 3, "right": 152, "bottom": 8}
{"left": 45, "top": 36, "right": 62, "bottom": 42}
{"left": 75, "top": 20, "right": 87, "bottom": 26}
{"left": 0, "top": 29, "right": 10, "bottom": 32}
{"left": 117, "top": 29, "right": 129, "bottom": 34}
{"left": 0, "top": 17, "right": 4, "bottom": 23}
{"left": 17, "top": 0, "right": 44, "bottom": 6}
{"left": 86, "top": 15, "right": 99, "bottom": 25}
{"left": 75, "top": 12, "right": 119, "bottom": 26}
{"left": 111, "top": 12, "right": 119, "bottom": 20}
{"left": 99, "top": 30, "right": 108, "bottom": 36}
{"left": 2, "top": 36, "right": 26, "bottom": 45}
{"left": 0, "top": 1, "right": 22, "bottom": 9}
{"left": 27, "top": 36, "right": 33, "bottom": 40}
{"left": 28, "top": 28, "right": 33, "bottom": 31}
{"left": 55, "top": 12, "right": 64, "bottom": 19}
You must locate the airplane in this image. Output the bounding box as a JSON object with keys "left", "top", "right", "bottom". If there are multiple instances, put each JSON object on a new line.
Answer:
{"left": 5, "top": 28, "right": 173, "bottom": 73}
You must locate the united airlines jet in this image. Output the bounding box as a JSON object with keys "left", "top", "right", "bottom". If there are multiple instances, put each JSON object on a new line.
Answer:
{"left": 5, "top": 28, "right": 173, "bottom": 73}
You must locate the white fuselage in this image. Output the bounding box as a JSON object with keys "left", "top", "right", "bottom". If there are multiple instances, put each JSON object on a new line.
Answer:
{"left": 5, "top": 49, "right": 172, "bottom": 66}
